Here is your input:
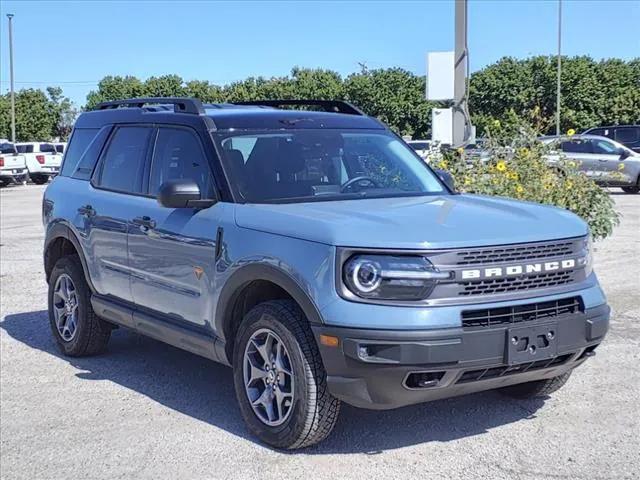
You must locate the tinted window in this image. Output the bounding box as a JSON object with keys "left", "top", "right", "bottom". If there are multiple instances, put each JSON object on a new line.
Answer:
{"left": 591, "top": 139, "right": 621, "bottom": 155}
{"left": 561, "top": 139, "right": 592, "bottom": 154}
{"left": 149, "top": 128, "right": 214, "bottom": 197}
{"left": 60, "top": 129, "right": 99, "bottom": 177}
{"left": 16, "top": 145, "right": 33, "bottom": 154}
{"left": 39, "top": 143, "right": 56, "bottom": 153}
{"left": 615, "top": 127, "right": 640, "bottom": 144}
{"left": 98, "top": 127, "right": 151, "bottom": 194}
{"left": 55, "top": 145, "right": 65, "bottom": 153}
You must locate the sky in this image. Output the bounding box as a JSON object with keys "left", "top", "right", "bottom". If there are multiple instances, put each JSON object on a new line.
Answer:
{"left": 0, "top": 0, "right": 638, "bottom": 107}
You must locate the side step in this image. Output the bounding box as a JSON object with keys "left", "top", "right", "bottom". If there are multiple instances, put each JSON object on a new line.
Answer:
{"left": 91, "top": 295, "right": 221, "bottom": 363}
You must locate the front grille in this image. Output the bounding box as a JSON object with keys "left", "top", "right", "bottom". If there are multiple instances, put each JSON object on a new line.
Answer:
{"left": 461, "top": 296, "right": 583, "bottom": 329}
{"left": 459, "top": 270, "right": 575, "bottom": 296}
{"left": 455, "top": 240, "right": 576, "bottom": 266}
{"left": 456, "top": 354, "right": 574, "bottom": 384}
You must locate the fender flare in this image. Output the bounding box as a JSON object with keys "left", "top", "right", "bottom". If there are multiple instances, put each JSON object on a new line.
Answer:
{"left": 214, "top": 263, "right": 324, "bottom": 344}
{"left": 44, "top": 222, "right": 96, "bottom": 293}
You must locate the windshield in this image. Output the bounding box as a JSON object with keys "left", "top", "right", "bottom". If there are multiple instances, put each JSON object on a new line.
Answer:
{"left": 215, "top": 130, "right": 447, "bottom": 203}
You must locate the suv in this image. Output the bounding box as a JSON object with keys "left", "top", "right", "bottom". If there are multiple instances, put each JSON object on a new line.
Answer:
{"left": 0, "top": 142, "right": 29, "bottom": 186}
{"left": 43, "top": 98, "right": 609, "bottom": 449}
{"left": 15, "top": 141, "right": 63, "bottom": 184}
{"left": 542, "top": 134, "right": 640, "bottom": 194}
{"left": 584, "top": 125, "right": 640, "bottom": 153}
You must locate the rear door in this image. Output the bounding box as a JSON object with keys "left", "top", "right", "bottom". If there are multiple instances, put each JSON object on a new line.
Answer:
{"left": 560, "top": 138, "right": 600, "bottom": 180}
{"left": 127, "top": 126, "right": 221, "bottom": 330}
{"left": 86, "top": 126, "right": 154, "bottom": 302}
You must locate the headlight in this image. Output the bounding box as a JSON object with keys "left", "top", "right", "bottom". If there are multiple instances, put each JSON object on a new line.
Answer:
{"left": 343, "top": 255, "right": 451, "bottom": 301}
{"left": 577, "top": 234, "right": 593, "bottom": 276}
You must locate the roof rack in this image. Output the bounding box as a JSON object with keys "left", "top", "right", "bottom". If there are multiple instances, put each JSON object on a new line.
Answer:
{"left": 95, "top": 97, "right": 205, "bottom": 115}
{"left": 233, "top": 99, "right": 365, "bottom": 116}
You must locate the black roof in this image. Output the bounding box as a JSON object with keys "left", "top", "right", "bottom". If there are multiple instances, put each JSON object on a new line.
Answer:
{"left": 78, "top": 97, "right": 385, "bottom": 131}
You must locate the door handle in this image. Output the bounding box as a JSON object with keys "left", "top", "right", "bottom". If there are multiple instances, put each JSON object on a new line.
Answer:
{"left": 132, "top": 216, "right": 156, "bottom": 229}
{"left": 77, "top": 204, "right": 95, "bottom": 216}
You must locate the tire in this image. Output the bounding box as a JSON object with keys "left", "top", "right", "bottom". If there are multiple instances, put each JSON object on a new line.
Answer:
{"left": 621, "top": 181, "right": 639, "bottom": 194}
{"left": 48, "top": 255, "right": 111, "bottom": 356}
{"left": 498, "top": 371, "right": 572, "bottom": 399}
{"left": 232, "top": 300, "right": 340, "bottom": 449}
{"left": 31, "top": 174, "right": 49, "bottom": 185}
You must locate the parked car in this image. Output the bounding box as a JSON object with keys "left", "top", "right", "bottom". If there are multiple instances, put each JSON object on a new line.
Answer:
{"left": 0, "top": 142, "right": 29, "bottom": 187}
{"left": 15, "top": 141, "right": 63, "bottom": 184}
{"left": 541, "top": 134, "right": 640, "bottom": 194}
{"left": 584, "top": 125, "right": 640, "bottom": 153}
{"left": 43, "top": 97, "right": 609, "bottom": 449}
{"left": 406, "top": 139, "right": 431, "bottom": 160}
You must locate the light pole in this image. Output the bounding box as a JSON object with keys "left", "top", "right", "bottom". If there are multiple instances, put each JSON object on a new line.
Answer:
{"left": 6, "top": 13, "right": 16, "bottom": 143}
{"left": 556, "top": 0, "right": 562, "bottom": 136}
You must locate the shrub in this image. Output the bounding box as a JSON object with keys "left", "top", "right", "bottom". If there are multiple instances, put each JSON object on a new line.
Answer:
{"left": 432, "top": 120, "right": 620, "bottom": 239}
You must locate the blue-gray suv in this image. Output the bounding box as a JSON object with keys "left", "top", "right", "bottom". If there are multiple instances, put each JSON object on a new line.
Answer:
{"left": 43, "top": 98, "right": 610, "bottom": 449}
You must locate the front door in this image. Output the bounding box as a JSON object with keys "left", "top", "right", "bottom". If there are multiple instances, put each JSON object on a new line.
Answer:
{"left": 127, "top": 126, "right": 221, "bottom": 330}
{"left": 588, "top": 137, "right": 631, "bottom": 186}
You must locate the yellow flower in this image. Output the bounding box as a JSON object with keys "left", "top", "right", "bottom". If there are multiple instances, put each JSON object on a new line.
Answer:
{"left": 508, "top": 171, "right": 519, "bottom": 180}
{"left": 518, "top": 147, "right": 529, "bottom": 157}
{"left": 493, "top": 120, "right": 501, "bottom": 128}
{"left": 516, "top": 185, "right": 524, "bottom": 194}
{"left": 567, "top": 161, "right": 577, "bottom": 168}
{"left": 457, "top": 147, "right": 464, "bottom": 155}
{"left": 566, "top": 180, "right": 574, "bottom": 190}
{"left": 438, "top": 160, "right": 448, "bottom": 170}
{"left": 496, "top": 161, "right": 507, "bottom": 172}
{"left": 618, "top": 163, "right": 625, "bottom": 171}
{"left": 464, "top": 177, "right": 471, "bottom": 186}
{"left": 567, "top": 128, "right": 576, "bottom": 136}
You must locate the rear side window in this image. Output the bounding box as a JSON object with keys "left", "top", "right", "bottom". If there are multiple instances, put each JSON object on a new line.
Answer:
{"left": 39, "top": 143, "right": 56, "bottom": 153}
{"left": 16, "top": 145, "right": 33, "bottom": 154}
{"left": 149, "top": 128, "right": 214, "bottom": 197}
{"left": 96, "top": 127, "right": 152, "bottom": 194}
{"left": 60, "top": 128, "right": 99, "bottom": 177}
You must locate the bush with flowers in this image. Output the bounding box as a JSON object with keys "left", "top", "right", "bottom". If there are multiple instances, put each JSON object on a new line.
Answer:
{"left": 432, "top": 114, "right": 619, "bottom": 239}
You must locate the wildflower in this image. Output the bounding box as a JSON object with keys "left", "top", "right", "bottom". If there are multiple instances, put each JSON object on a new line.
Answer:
{"left": 518, "top": 147, "right": 529, "bottom": 157}
{"left": 516, "top": 185, "right": 524, "bottom": 194}
{"left": 567, "top": 128, "right": 576, "bottom": 136}
{"left": 566, "top": 180, "right": 574, "bottom": 190}
{"left": 567, "top": 161, "right": 576, "bottom": 168}
{"left": 508, "top": 171, "right": 519, "bottom": 180}
{"left": 464, "top": 177, "right": 471, "bottom": 186}
{"left": 457, "top": 147, "right": 464, "bottom": 155}
{"left": 493, "top": 120, "right": 501, "bottom": 128}
{"left": 618, "top": 163, "right": 625, "bottom": 171}
{"left": 496, "top": 161, "right": 507, "bottom": 172}
{"left": 438, "top": 160, "right": 448, "bottom": 170}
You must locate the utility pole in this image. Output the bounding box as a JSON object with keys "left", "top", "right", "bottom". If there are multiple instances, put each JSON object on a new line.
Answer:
{"left": 452, "top": 0, "right": 470, "bottom": 147}
{"left": 7, "top": 13, "right": 16, "bottom": 143}
{"left": 556, "top": 0, "right": 562, "bottom": 136}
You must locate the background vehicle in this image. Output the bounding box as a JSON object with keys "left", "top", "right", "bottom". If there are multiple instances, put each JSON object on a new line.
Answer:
{"left": 542, "top": 134, "right": 640, "bottom": 193}
{"left": 43, "top": 98, "right": 609, "bottom": 449}
{"left": 15, "top": 142, "right": 63, "bottom": 184}
{"left": 584, "top": 125, "right": 640, "bottom": 153}
{"left": 54, "top": 142, "right": 67, "bottom": 155}
{"left": 0, "top": 142, "right": 29, "bottom": 187}
{"left": 406, "top": 139, "right": 431, "bottom": 160}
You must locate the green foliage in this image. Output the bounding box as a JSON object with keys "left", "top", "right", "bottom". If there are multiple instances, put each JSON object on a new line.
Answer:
{"left": 0, "top": 88, "right": 75, "bottom": 141}
{"left": 433, "top": 122, "right": 620, "bottom": 239}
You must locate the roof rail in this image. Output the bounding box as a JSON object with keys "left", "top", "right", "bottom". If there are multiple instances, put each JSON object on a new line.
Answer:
{"left": 94, "top": 97, "right": 205, "bottom": 114}
{"left": 233, "top": 99, "right": 365, "bottom": 116}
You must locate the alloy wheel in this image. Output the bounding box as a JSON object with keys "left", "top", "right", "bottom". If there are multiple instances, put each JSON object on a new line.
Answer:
{"left": 52, "top": 273, "right": 79, "bottom": 342}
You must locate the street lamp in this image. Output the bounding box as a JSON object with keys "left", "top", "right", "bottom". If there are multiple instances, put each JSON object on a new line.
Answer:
{"left": 6, "top": 13, "right": 16, "bottom": 143}
{"left": 556, "top": 0, "right": 562, "bottom": 136}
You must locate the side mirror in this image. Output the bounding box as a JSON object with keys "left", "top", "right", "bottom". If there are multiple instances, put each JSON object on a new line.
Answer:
{"left": 157, "top": 179, "right": 216, "bottom": 208}
{"left": 435, "top": 168, "right": 456, "bottom": 192}
{"left": 620, "top": 149, "right": 630, "bottom": 160}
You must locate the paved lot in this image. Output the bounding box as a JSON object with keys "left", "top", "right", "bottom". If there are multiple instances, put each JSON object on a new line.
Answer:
{"left": 1, "top": 184, "right": 638, "bottom": 480}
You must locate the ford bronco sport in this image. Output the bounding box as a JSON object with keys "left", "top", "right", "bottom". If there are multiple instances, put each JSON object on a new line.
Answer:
{"left": 43, "top": 98, "right": 609, "bottom": 449}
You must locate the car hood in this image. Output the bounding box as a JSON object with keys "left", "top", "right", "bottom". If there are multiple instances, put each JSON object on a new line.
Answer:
{"left": 234, "top": 194, "right": 588, "bottom": 249}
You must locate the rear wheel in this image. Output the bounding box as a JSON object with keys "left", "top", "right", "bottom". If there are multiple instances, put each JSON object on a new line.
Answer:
{"left": 233, "top": 300, "right": 340, "bottom": 449}
{"left": 498, "top": 371, "right": 572, "bottom": 399}
{"left": 31, "top": 174, "right": 49, "bottom": 185}
{"left": 48, "top": 255, "right": 111, "bottom": 356}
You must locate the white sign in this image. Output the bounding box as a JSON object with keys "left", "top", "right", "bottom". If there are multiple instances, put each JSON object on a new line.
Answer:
{"left": 432, "top": 108, "right": 453, "bottom": 145}
{"left": 427, "top": 51, "right": 454, "bottom": 101}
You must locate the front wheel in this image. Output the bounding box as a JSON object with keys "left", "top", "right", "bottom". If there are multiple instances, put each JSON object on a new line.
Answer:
{"left": 233, "top": 300, "right": 340, "bottom": 449}
{"left": 498, "top": 371, "right": 572, "bottom": 399}
{"left": 621, "top": 185, "right": 639, "bottom": 194}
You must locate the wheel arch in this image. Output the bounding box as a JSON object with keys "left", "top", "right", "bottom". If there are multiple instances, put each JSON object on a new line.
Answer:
{"left": 44, "top": 222, "right": 96, "bottom": 292}
{"left": 215, "top": 263, "right": 324, "bottom": 364}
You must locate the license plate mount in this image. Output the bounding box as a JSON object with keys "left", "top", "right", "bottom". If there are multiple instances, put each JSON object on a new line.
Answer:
{"left": 506, "top": 322, "right": 558, "bottom": 365}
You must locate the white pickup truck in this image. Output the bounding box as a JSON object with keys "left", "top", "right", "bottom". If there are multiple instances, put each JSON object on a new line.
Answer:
{"left": 0, "top": 142, "right": 29, "bottom": 187}
{"left": 15, "top": 142, "right": 63, "bottom": 184}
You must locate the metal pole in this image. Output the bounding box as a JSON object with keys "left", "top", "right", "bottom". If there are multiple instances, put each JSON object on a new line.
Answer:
{"left": 453, "top": 0, "right": 468, "bottom": 147}
{"left": 556, "top": 0, "right": 562, "bottom": 136}
{"left": 7, "top": 14, "right": 16, "bottom": 143}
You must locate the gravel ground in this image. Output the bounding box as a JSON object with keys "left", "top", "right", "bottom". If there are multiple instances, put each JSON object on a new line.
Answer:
{"left": 1, "top": 184, "right": 638, "bottom": 480}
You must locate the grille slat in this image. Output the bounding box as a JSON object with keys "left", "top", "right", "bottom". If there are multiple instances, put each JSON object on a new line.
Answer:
{"left": 455, "top": 240, "right": 575, "bottom": 266}
{"left": 461, "top": 297, "right": 583, "bottom": 329}
{"left": 456, "top": 354, "right": 574, "bottom": 384}
{"left": 459, "top": 271, "right": 575, "bottom": 296}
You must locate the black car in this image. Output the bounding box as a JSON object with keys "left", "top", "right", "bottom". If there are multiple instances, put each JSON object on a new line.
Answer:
{"left": 584, "top": 125, "right": 640, "bottom": 153}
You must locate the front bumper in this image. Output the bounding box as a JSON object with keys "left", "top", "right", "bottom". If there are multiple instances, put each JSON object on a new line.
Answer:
{"left": 312, "top": 303, "right": 609, "bottom": 410}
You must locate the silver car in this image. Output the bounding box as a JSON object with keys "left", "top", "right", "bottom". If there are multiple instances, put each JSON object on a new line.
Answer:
{"left": 542, "top": 134, "right": 640, "bottom": 194}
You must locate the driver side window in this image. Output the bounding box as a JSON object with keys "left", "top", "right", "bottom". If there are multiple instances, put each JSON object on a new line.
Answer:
{"left": 591, "top": 139, "right": 620, "bottom": 155}
{"left": 149, "top": 128, "right": 214, "bottom": 198}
